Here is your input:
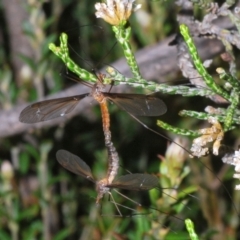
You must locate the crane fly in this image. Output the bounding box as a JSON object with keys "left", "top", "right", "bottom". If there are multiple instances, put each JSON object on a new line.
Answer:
{"left": 56, "top": 149, "right": 160, "bottom": 216}
{"left": 19, "top": 74, "right": 167, "bottom": 124}
{"left": 56, "top": 149, "right": 191, "bottom": 227}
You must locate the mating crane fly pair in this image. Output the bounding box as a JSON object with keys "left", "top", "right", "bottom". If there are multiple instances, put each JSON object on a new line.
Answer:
{"left": 19, "top": 73, "right": 167, "bottom": 214}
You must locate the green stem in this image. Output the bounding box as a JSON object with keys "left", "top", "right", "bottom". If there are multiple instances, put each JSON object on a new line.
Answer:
{"left": 49, "top": 33, "right": 97, "bottom": 83}
{"left": 185, "top": 219, "right": 199, "bottom": 240}
{"left": 106, "top": 67, "right": 216, "bottom": 97}
{"left": 112, "top": 26, "right": 142, "bottom": 79}
{"left": 179, "top": 110, "right": 239, "bottom": 126}
{"left": 157, "top": 120, "right": 200, "bottom": 137}
{"left": 217, "top": 67, "right": 240, "bottom": 90}
{"left": 180, "top": 24, "right": 230, "bottom": 100}
{"left": 224, "top": 88, "right": 239, "bottom": 131}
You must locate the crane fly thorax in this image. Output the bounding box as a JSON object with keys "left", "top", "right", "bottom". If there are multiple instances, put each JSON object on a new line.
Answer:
{"left": 93, "top": 93, "right": 106, "bottom": 103}
{"left": 91, "top": 82, "right": 106, "bottom": 103}
{"left": 96, "top": 178, "right": 110, "bottom": 192}
{"left": 95, "top": 178, "right": 110, "bottom": 204}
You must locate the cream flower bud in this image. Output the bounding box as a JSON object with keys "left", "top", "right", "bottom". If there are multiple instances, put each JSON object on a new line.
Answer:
{"left": 1, "top": 160, "right": 14, "bottom": 181}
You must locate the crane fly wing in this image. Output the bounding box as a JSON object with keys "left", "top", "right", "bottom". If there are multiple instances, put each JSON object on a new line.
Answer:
{"left": 19, "top": 94, "right": 89, "bottom": 123}
{"left": 110, "top": 173, "right": 159, "bottom": 191}
{"left": 56, "top": 150, "right": 95, "bottom": 183}
{"left": 105, "top": 93, "right": 167, "bottom": 116}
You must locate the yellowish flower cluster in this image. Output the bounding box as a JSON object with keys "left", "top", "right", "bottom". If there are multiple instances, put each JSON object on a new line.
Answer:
{"left": 190, "top": 117, "right": 224, "bottom": 157}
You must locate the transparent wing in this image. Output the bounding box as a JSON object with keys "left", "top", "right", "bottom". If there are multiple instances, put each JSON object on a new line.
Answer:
{"left": 19, "top": 94, "right": 88, "bottom": 123}
{"left": 110, "top": 173, "right": 159, "bottom": 191}
{"left": 105, "top": 93, "right": 167, "bottom": 116}
{"left": 56, "top": 149, "right": 95, "bottom": 182}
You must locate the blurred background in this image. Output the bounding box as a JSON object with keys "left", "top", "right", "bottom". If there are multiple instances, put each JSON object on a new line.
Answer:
{"left": 0, "top": 0, "right": 240, "bottom": 239}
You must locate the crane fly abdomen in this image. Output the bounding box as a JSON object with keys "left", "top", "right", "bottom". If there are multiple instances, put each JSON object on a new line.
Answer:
{"left": 99, "top": 101, "right": 111, "bottom": 131}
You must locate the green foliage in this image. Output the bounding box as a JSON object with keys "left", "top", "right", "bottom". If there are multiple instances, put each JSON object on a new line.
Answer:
{"left": 185, "top": 219, "right": 199, "bottom": 240}
{"left": 1, "top": 0, "right": 240, "bottom": 240}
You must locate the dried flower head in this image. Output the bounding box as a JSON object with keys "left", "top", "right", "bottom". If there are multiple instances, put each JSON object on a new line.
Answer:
{"left": 95, "top": 0, "right": 141, "bottom": 26}
{"left": 190, "top": 117, "right": 224, "bottom": 158}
